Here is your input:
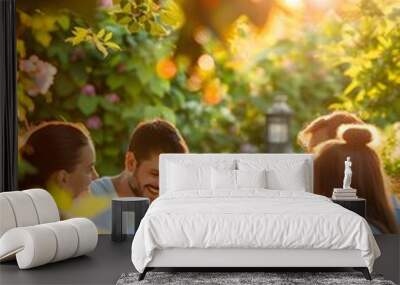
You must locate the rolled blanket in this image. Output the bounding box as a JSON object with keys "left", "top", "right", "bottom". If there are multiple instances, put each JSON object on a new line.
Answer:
{"left": 0, "top": 189, "right": 60, "bottom": 237}
{"left": 0, "top": 218, "right": 98, "bottom": 269}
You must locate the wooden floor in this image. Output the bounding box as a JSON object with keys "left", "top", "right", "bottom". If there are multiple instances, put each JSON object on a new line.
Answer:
{"left": 0, "top": 235, "right": 398, "bottom": 285}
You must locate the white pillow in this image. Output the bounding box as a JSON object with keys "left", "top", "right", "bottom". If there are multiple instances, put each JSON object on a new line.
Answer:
{"left": 167, "top": 162, "right": 212, "bottom": 191}
{"left": 212, "top": 168, "right": 237, "bottom": 190}
{"left": 211, "top": 169, "right": 267, "bottom": 191}
{"left": 236, "top": 169, "right": 267, "bottom": 188}
{"left": 238, "top": 159, "right": 308, "bottom": 191}
{"left": 266, "top": 162, "right": 307, "bottom": 191}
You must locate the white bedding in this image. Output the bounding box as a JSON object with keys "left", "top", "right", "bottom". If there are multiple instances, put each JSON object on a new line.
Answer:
{"left": 131, "top": 190, "right": 380, "bottom": 273}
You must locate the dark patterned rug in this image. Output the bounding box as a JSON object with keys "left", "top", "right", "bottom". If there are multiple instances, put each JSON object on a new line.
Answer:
{"left": 116, "top": 271, "right": 395, "bottom": 285}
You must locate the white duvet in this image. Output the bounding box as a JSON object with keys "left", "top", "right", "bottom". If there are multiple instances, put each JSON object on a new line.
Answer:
{"left": 131, "top": 190, "right": 380, "bottom": 273}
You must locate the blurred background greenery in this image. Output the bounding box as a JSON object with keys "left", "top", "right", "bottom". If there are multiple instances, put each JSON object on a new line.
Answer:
{"left": 16, "top": 0, "right": 400, "bottom": 195}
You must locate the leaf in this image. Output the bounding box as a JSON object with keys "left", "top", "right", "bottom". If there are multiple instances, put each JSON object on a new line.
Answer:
{"left": 99, "top": 98, "right": 118, "bottom": 111}
{"left": 149, "top": 78, "right": 170, "bottom": 97}
{"left": 149, "top": 21, "right": 168, "bottom": 36}
{"left": 343, "top": 81, "right": 359, "bottom": 95}
{"left": 97, "top": 28, "right": 106, "bottom": 39}
{"left": 70, "top": 63, "right": 88, "bottom": 85}
{"left": 160, "top": 106, "right": 176, "bottom": 124}
{"left": 106, "top": 74, "right": 126, "bottom": 90}
{"left": 34, "top": 31, "right": 52, "bottom": 47}
{"left": 77, "top": 95, "right": 98, "bottom": 116}
{"left": 74, "top": 27, "right": 89, "bottom": 37}
{"left": 66, "top": 27, "right": 89, "bottom": 45}
{"left": 16, "top": 39, "right": 26, "bottom": 58}
{"left": 19, "top": 93, "right": 34, "bottom": 111}
{"left": 122, "top": 2, "right": 132, "bottom": 13}
{"left": 136, "top": 64, "right": 153, "bottom": 84}
{"left": 119, "top": 16, "right": 132, "bottom": 26}
{"left": 160, "top": 0, "right": 184, "bottom": 29}
{"left": 104, "top": 32, "right": 113, "bottom": 42}
{"left": 143, "top": 105, "right": 176, "bottom": 124}
{"left": 93, "top": 37, "right": 108, "bottom": 57}
{"left": 19, "top": 11, "right": 32, "bottom": 27}
{"left": 128, "top": 21, "right": 142, "bottom": 33}
{"left": 54, "top": 74, "right": 75, "bottom": 96}
{"left": 124, "top": 79, "right": 141, "bottom": 97}
{"left": 57, "top": 15, "right": 70, "bottom": 30}
{"left": 104, "top": 41, "right": 121, "bottom": 50}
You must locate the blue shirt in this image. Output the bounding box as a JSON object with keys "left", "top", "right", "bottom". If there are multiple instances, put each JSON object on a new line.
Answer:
{"left": 89, "top": 177, "right": 118, "bottom": 233}
{"left": 90, "top": 177, "right": 118, "bottom": 197}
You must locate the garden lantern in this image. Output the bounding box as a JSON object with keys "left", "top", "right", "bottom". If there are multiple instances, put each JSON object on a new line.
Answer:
{"left": 265, "top": 95, "right": 293, "bottom": 153}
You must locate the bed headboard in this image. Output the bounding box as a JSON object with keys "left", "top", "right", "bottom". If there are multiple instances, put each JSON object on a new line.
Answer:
{"left": 159, "top": 153, "right": 314, "bottom": 195}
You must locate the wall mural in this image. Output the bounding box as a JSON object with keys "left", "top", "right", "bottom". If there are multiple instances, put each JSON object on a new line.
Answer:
{"left": 16, "top": 0, "right": 400, "bottom": 234}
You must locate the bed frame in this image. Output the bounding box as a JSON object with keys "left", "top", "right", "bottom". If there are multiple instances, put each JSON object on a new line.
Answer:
{"left": 138, "top": 154, "right": 372, "bottom": 281}
{"left": 139, "top": 248, "right": 371, "bottom": 280}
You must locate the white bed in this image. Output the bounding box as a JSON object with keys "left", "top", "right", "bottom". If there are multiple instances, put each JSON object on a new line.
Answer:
{"left": 131, "top": 154, "right": 380, "bottom": 280}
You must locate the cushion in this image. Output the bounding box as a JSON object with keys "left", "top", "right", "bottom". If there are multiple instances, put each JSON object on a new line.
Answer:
{"left": 238, "top": 159, "right": 307, "bottom": 191}
{"left": 236, "top": 169, "right": 267, "bottom": 188}
{"left": 166, "top": 162, "right": 212, "bottom": 191}
{"left": 211, "top": 169, "right": 267, "bottom": 191}
{"left": 212, "top": 168, "right": 237, "bottom": 190}
{"left": 266, "top": 166, "right": 307, "bottom": 191}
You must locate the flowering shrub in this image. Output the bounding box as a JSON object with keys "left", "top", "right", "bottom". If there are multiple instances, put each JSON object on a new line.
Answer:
{"left": 382, "top": 124, "right": 400, "bottom": 182}
{"left": 327, "top": 0, "right": 400, "bottom": 126}
{"left": 16, "top": 1, "right": 237, "bottom": 175}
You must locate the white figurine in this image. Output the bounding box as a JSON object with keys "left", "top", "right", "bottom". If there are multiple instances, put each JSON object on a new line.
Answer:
{"left": 343, "top": 156, "right": 352, "bottom": 189}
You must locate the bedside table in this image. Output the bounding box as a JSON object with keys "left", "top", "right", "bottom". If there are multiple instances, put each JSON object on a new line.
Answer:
{"left": 112, "top": 197, "right": 150, "bottom": 242}
{"left": 331, "top": 198, "right": 366, "bottom": 218}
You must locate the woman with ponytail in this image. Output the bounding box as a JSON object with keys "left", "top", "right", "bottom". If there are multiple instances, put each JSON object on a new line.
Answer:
{"left": 19, "top": 121, "right": 100, "bottom": 213}
{"left": 314, "top": 124, "right": 399, "bottom": 234}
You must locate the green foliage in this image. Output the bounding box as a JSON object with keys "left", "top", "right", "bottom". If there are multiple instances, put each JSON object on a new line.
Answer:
{"left": 16, "top": 0, "right": 400, "bottom": 182}
{"left": 65, "top": 27, "right": 121, "bottom": 57}
{"left": 382, "top": 123, "right": 400, "bottom": 178}
{"left": 327, "top": 0, "right": 400, "bottom": 126}
{"left": 108, "top": 0, "right": 184, "bottom": 36}
{"left": 16, "top": 4, "right": 233, "bottom": 175}
{"left": 202, "top": 16, "right": 346, "bottom": 152}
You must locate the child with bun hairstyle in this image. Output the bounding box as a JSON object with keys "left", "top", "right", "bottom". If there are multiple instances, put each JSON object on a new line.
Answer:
{"left": 298, "top": 111, "right": 364, "bottom": 153}
{"left": 314, "top": 124, "right": 399, "bottom": 234}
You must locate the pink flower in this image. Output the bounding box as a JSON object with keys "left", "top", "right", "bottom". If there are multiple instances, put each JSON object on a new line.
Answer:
{"left": 99, "top": 0, "right": 113, "bottom": 8}
{"left": 19, "top": 55, "right": 57, "bottom": 96}
{"left": 86, "top": 116, "right": 102, "bottom": 130}
{"left": 81, "top": 84, "right": 96, "bottom": 96}
{"left": 105, "top": 93, "right": 120, "bottom": 103}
